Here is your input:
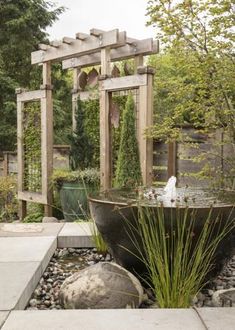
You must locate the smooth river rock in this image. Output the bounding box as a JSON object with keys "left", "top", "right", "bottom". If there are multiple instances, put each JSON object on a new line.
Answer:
{"left": 212, "top": 288, "right": 235, "bottom": 307}
{"left": 42, "top": 217, "right": 59, "bottom": 223}
{"left": 59, "top": 262, "right": 144, "bottom": 309}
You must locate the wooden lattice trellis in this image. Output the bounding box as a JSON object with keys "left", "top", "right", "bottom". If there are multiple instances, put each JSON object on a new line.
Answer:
{"left": 17, "top": 28, "right": 159, "bottom": 219}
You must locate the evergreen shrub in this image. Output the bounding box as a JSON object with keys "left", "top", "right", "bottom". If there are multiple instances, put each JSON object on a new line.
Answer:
{"left": 114, "top": 94, "right": 142, "bottom": 187}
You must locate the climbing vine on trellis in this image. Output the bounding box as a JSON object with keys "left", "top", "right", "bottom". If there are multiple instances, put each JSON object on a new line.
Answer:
{"left": 81, "top": 95, "right": 128, "bottom": 170}
{"left": 23, "top": 101, "right": 41, "bottom": 192}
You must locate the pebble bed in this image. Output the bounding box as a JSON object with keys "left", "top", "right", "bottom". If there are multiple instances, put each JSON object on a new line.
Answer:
{"left": 26, "top": 248, "right": 235, "bottom": 310}
{"left": 194, "top": 254, "right": 235, "bottom": 308}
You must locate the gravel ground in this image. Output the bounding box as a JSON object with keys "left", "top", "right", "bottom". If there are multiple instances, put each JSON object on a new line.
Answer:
{"left": 194, "top": 255, "right": 235, "bottom": 307}
{"left": 26, "top": 248, "right": 235, "bottom": 310}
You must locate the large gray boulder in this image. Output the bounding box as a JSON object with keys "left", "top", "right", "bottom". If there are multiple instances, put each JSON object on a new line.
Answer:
{"left": 59, "top": 262, "right": 144, "bottom": 309}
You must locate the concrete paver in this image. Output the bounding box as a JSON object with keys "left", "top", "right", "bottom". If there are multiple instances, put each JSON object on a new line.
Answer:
{"left": 196, "top": 307, "right": 235, "bottom": 330}
{"left": 0, "top": 237, "right": 56, "bottom": 264}
{"left": 0, "top": 223, "right": 64, "bottom": 237}
{"left": 1, "top": 309, "right": 205, "bottom": 330}
{"left": 58, "top": 222, "right": 94, "bottom": 248}
{"left": 0, "top": 312, "right": 9, "bottom": 329}
{"left": 0, "top": 262, "right": 41, "bottom": 310}
{"left": 0, "top": 236, "right": 57, "bottom": 311}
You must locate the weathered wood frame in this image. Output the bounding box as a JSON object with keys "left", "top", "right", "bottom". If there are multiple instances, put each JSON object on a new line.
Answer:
{"left": 99, "top": 66, "right": 155, "bottom": 190}
{"left": 16, "top": 83, "right": 53, "bottom": 219}
{"left": 17, "top": 28, "right": 158, "bottom": 219}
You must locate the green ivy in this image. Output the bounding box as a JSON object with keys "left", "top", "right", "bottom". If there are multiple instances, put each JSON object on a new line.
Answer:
{"left": 82, "top": 95, "right": 128, "bottom": 172}
{"left": 23, "top": 101, "right": 41, "bottom": 192}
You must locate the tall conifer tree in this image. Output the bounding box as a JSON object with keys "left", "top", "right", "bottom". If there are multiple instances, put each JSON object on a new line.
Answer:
{"left": 114, "top": 94, "right": 142, "bottom": 187}
{"left": 69, "top": 97, "right": 93, "bottom": 170}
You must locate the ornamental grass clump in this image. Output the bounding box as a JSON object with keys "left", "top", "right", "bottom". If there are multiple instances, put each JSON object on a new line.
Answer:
{"left": 125, "top": 205, "right": 235, "bottom": 308}
{"left": 89, "top": 216, "right": 108, "bottom": 254}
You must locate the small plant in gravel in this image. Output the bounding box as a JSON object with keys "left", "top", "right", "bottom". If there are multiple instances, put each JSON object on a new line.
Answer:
{"left": 89, "top": 218, "right": 108, "bottom": 254}
{"left": 75, "top": 205, "right": 108, "bottom": 254}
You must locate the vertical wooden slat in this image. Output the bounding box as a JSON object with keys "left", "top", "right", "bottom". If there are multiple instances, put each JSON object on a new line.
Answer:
{"left": 3, "top": 153, "right": 8, "bottom": 176}
{"left": 72, "top": 67, "right": 80, "bottom": 131}
{"left": 134, "top": 55, "right": 144, "bottom": 74}
{"left": 17, "top": 95, "right": 27, "bottom": 219}
{"left": 19, "top": 200, "right": 27, "bottom": 220}
{"left": 134, "top": 56, "right": 144, "bottom": 131}
{"left": 100, "top": 47, "right": 111, "bottom": 76}
{"left": 99, "top": 90, "right": 112, "bottom": 190}
{"left": 17, "top": 99, "right": 24, "bottom": 192}
{"left": 168, "top": 141, "right": 177, "bottom": 179}
{"left": 99, "top": 47, "right": 112, "bottom": 190}
{"left": 41, "top": 62, "right": 53, "bottom": 216}
{"left": 138, "top": 67, "right": 154, "bottom": 186}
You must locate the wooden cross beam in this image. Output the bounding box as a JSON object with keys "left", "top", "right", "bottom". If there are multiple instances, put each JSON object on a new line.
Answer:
{"left": 90, "top": 28, "right": 104, "bottom": 37}
{"left": 38, "top": 44, "right": 50, "bottom": 51}
{"left": 62, "top": 37, "right": 76, "bottom": 45}
{"left": 90, "top": 28, "right": 135, "bottom": 44}
{"left": 31, "top": 29, "right": 126, "bottom": 64}
{"left": 76, "top": 32, "right": 89, "bottom": 40}
{"left": 50, "top": 40, "right": 61, "bottom": 48}
{"left": 62, "top": 39, "right": 159, "bottom": 69}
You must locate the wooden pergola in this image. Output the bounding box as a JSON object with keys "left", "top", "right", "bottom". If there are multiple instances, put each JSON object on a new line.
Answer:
{"left": 16, "top": 28, "right": 159, "bottom": 219}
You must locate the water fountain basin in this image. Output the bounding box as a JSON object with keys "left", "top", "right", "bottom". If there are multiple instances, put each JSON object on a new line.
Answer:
{"left": 89, "top": 187, "right": 235, "bottom": 281}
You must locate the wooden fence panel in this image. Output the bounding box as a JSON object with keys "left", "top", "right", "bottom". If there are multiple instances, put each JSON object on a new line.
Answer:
{"left": 152, "top": 128, "right": 233, "bottom": 187}
{"left": 0, "top": 146, "right": 70, "bottom": 177}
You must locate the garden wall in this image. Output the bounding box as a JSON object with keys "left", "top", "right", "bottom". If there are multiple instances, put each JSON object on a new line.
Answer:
{"left": 1, "top": 128, "right": 233, "bottom": 188}
{"left": 0, "top": 145, "right": 70, "bottom": 177}
{"left": 153, "top": 127, "right": 234, "bottom": 187}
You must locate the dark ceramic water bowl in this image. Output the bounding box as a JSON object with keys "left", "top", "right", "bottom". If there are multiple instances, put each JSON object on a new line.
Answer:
{"left": 89, "top": 188, "right": 235, "bottom": 280}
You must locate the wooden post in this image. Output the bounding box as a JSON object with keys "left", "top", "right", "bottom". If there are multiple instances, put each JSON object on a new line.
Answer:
{"left": 138, "top": 66, "right": 155, "bottom": 186}
{"left": 99, "top": 47, "right": 112, "bottom": 190}
{"left": 100, "top": 47, "right": 111, "bottom": 76}
{"left": 168, "top": 141, "right": 177, "bottom": 179}
{"left": 3, "top": 153, "right": 9, "bottom": 176}
{"left": 16, "top": 92, "right": 26, "bottom": 220}
{"left": 18, "top": 200, "right": 27, "bottom": 221}
{"left": 41, "top": 62, "right": 53, "bottom": 216}
{"left": 99, "top": 90, "right": 112, "bottom": 190}
{"left": 72, "top": 67, "right": 80, "bottom": 131}
{"left": 134, "top": 55, "right": 144, "bottom": 74}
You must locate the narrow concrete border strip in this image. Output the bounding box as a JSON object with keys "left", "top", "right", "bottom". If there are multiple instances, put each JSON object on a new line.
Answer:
{"left": 14, "top": 263, "right": 42, "bottom": 310}
{"left": 193, "top": 307, "right": 208, "bottom": 330}
{"left": 40, "top": 237, "right": 57, "bottom": 271}
{"left": 0, "top": 312, "right": 9, "bottom": 329}
{"left": 1, "top": 309, "right": 206, "bottom": 330}
{"left": 195, "top": 307, "right": 235, "bottom": 330}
